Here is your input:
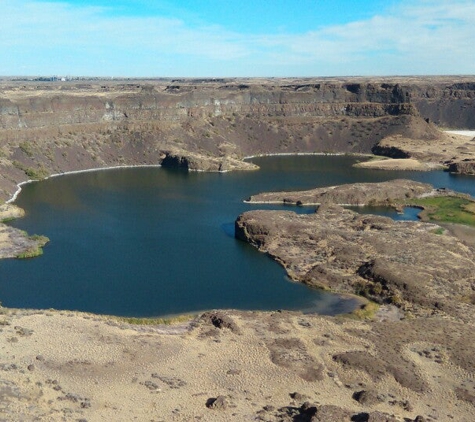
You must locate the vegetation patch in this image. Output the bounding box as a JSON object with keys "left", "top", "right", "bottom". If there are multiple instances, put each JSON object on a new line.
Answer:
{"left": 12, "top": 161, "right": 49, "bottom": 180}
{"left": 348, "top": 302, "right": 380, "bottom": 320}
{"left": 17, "top": 247, "right": 44, "bottom": 259}
{"left": 117, "top": 313, "right": 195, "bottom": 326}
{"left": 19, "top": 142, "right": 35, "bottom": 158}
{"left": 405, "top": 196, "right": 475, "bottom": 227}
{"left": 431, "top": 227, "right": 445, "bottom": 235}
{"left": 16, "top": 235, "right": 49, "bottom": 259}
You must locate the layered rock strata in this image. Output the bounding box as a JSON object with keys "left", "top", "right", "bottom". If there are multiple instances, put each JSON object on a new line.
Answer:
{"left": 1, "top": 77, "right": 474, "bottom": 202}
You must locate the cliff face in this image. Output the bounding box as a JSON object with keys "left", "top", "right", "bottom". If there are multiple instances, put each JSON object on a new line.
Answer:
{"left": 2, "top": 79, "right": 473, "bottom": 129}
{"left": 0, "top": 77, "right": 474, "bottom": 201}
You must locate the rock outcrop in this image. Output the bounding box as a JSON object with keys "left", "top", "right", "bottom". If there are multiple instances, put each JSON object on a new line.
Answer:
{"left": 245, "top": 179, "right": 433, "bottom": 206}
{"left": 159, "top": 149, "right": 258, "bottom": 172}
{"left": 0, "top": 204, "right": 49, "bottom": 259}
{"left": 235, "top": 202, "right": 475, "bottom": 322}
{"left": 371, "top": 133, "right": 475, "bottom": 172}
{"left": 448, "top": 159, "right": 475, "bottom": 175}
{"left": 0, "top": 223, "right": 48, "bottom": 259}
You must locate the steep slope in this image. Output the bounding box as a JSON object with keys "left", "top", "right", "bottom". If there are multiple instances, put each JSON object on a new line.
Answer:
{"left": 1, "top": 77, "right": 474, "bottom": 201}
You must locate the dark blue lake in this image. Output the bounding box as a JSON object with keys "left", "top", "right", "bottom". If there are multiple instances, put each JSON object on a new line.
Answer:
{"left": 1, "top": 155, "right": 474, "bottom": 317}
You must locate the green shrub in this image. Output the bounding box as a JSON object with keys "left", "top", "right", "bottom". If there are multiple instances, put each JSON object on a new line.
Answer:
{"left": 407, "top": 196, "right": 475, "bottom": 227}
{"left": 19, "top": 142, "right": 34, "bottom": 157}
{"left": 16, "top": 234, "right": 49, "bottom": 259}
{"left": 118, "top": 313, "right": 195, "bottom": 326}
{"left": 17, "top": 247, "right": 43, "bottom": 259}
{"left": 349, "top": 302, "right": 380, "bottom": 320}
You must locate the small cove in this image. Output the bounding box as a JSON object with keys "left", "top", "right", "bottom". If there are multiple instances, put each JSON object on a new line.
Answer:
{"left": 1, "top": 155, "right": 475, "bottom": 317}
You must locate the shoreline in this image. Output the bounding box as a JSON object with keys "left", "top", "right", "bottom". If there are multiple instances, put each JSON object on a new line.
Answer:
{"left": 5, "top": 153, "right": 375, "bottom": 205}
{"left": 6, "top": 164, "right": 162, "bottom": 204}
{"left": 7, "top": 141, "right": 471, "bottom": 205}
{"left": 245, "top": 200, "right": 367, "bottom": 206}
{"left": 243, "top": 151, "right": 372, "bottom": 160}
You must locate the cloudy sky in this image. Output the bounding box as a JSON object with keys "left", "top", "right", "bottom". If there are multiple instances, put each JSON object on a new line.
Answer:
{"left": 1, "top": 0, "right": 474, "bottom": 77}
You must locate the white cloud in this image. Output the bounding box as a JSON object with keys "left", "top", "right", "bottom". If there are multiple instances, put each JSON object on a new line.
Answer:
{"left": 1, "top": 0, "right": 474, "bottom": 76}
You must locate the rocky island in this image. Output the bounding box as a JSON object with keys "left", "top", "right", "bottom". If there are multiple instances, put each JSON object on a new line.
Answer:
{"left": 1, "top": 77, "right": 475, "bottom": 421}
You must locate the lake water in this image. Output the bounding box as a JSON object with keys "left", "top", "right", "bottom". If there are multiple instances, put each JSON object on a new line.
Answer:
{"left": 1, "top": 155, "right": 474, "bottom": 317}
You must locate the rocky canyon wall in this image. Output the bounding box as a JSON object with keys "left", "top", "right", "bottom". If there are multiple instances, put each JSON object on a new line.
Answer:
{"left": 0, "top": 77, "right": 474, "bottom": 202}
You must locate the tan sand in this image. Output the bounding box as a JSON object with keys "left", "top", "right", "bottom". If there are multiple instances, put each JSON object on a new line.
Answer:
{"left": 353, "top": 158, "right": 441, "bottom": 171}
{"left": 0, "top": 308, "right": 474, "bottom": 421}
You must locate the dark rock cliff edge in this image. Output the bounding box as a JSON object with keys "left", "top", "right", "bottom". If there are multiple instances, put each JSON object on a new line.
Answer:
{"left": 1, "top": 76, "right": 474, "bottom": 202}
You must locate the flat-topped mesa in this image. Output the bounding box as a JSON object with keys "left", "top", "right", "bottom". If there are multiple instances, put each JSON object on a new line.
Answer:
{"left": 245, "top": 179, "right": 433, "bottom": 206}
{"left": 1, "top": 78, "right": 474, "bottom": 128}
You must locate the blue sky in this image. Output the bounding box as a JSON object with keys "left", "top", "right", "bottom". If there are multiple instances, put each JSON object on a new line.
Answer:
{"left": 1, "top": 0, "right": 474, "bottom": 77}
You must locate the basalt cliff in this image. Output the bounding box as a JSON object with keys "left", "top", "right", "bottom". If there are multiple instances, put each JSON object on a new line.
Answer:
{"left": 1, "top": 76, "right": 474, "bottom": 202}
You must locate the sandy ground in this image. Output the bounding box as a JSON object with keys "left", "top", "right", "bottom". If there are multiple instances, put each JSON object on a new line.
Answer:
{"left": 444, "top": 130, "right": 475, "bottom": 137}
{"left": 1, "top": 308, "right": 474, "bottom": 422}
{"left": 353, "top": 158, "right": 441, "bottom": 171}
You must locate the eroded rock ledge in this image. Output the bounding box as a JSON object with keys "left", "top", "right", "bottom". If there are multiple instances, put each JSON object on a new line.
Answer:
{"left": 370, "top": 133, "right": 475, "bottom": 173}
{"left": 159, "top": 148, "right": 258, "bottom": 172}
{"left": 236, "top": 184, "right": 475, "bottom": 323}
{"left": 245, "top": 179, "right": 433, "bottom": 206}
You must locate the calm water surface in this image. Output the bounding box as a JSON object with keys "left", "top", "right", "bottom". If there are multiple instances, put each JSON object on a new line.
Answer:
{"left": 1, "top": 155, "right": 474, "bottom": 317}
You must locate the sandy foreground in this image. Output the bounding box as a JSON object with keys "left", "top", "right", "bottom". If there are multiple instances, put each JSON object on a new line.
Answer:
{"left": 0, "top": 306, "right": 474, "bottom": 422}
